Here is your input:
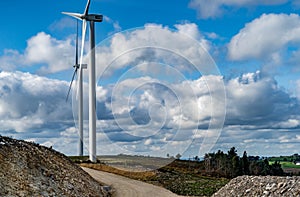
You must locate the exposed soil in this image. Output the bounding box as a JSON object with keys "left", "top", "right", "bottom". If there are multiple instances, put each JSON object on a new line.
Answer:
{"left": 83, "top": 167, "right": 179, "bottom": 197}
{"left": 0, "top": 136, "right": 111, "bottom": 197}
{"left": 283, "top": 167, "right": 300, "bottom": 175}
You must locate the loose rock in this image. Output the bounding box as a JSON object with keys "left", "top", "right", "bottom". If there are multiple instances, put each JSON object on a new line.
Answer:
{"left": 213, "top": 175, "right": 300, "bottom": 197}
{"left": 0, "top": 136, "right": 111, "bottom": 197}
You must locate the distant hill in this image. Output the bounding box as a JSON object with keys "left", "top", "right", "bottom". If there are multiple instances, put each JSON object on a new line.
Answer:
{"left": 0, "top": 136, "right": 110, "bottom": 197}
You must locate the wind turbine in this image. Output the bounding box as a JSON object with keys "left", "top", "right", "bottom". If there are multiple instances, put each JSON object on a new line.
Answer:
{"left": 63, "top": 0, "right": 103, "bottom": 162}
{"left": 66, "top": 20, "right": 87, "bottom": 157}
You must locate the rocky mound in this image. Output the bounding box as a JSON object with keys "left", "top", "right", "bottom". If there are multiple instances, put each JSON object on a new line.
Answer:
{"left": 0, "top": 136, "right": 110, "bottom": 197}
{"left": 213, "top": 175, "right": 300, "bottom": 197}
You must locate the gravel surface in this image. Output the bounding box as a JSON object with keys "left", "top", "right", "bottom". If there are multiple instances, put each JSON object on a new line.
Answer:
{"left": 213, "top": 175, "right": 300, "bottom": 197}
{"left": 83, "top": 167, "right": 181, "bottom": 197}
{"left": 0, "top": 136, "right": 110, "bottom": 197}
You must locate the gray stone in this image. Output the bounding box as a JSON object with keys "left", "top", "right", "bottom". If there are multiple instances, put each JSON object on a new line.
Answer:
{"left": 213, "top": 175, "right": 300, "bottom": 197}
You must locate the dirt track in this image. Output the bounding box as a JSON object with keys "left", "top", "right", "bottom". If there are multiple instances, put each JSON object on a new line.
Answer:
{"left": 82, "top": 167, "right": 179, "bottom": 197}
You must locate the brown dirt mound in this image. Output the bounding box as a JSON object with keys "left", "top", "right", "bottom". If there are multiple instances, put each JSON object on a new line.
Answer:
{"left": 0, "top": 136, "right": 110, "bottom": 197}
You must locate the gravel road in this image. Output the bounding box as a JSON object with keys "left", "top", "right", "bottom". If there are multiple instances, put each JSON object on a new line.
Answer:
{"left": 82, "top": 167, "right": 179, "bottom": 197}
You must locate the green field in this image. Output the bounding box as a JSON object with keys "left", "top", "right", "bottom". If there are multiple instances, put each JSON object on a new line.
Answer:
{"left": 269, "top": 161, "right": 300, "bottom": 169}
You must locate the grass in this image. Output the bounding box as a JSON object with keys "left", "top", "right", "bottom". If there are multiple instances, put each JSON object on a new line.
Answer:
{"left": 281, "top": 162, "right": 300, "bottom": 169}
{"left": 154, "top": 170, "right": 229, "bottom": 196}
{"left": 269, "top": 161, "right": 300, "bottom": 169}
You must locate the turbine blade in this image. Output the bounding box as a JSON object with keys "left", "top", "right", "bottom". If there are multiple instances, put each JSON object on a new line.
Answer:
{"left": 77, "top": 19, "right": 87, "bottom": 97}
{"left": 66, "top": 68, "right": 78, "bottom": 102}
{"left": 80, "top": 19, "right": 87, "bottom": 67}
{"left": 84, "top": 0, "right": 91, "bottom": 16}
{"left": 62, "top": 12, "right": 83, "bottom": 20}
{"left": 75, "top": 20, "right": 79, "bottom": 65}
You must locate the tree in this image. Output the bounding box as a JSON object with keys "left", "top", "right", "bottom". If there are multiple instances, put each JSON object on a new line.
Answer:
{"left": 241, "top": 151, "right": 250, "bottom": 175}
{"left": 194, "top": 155, "right": 200, "bottom": 161}
{"left": 270, "top": 161, "right": 284, "bottom": 175}
{"left": 232, "top": 155, "right": 240, "bottom": 177}
{"left": 203, "top": 147, "right": 286, "bottom": 178}
{"left": 262, "top": 159, "right": 271, "bottom": 175}
{"left": 228, "top": 147, "right": 237, "bottom": 159}
{"left": 175, "top": 153, "right": 181, "bottom": 160}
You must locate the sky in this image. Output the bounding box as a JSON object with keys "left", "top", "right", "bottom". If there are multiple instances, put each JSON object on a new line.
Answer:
{"left": 0, "top": 0, "right": 300, "bottom": 158}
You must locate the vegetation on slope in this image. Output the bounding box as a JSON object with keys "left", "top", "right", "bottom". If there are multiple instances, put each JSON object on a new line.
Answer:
{"left": 75, "top": 147, "right": 297, "bottom": 196}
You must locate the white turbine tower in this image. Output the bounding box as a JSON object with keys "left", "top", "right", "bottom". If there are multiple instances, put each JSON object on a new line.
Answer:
{"left": 66, "top": 20, "right": 87, "bottom": 156}
{"left": 63, "top": 0, "right": 103, "bottom": 162}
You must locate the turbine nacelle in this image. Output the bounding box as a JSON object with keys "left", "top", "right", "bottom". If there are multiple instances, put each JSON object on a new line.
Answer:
{"left": 85, "top": 14, "right": 103, "bottom": 22}
{"left": 74, "top": 64, "right": 87, "bottom": 69}
{"left": 62, "top": 12, "right": 103, "bottom": 22}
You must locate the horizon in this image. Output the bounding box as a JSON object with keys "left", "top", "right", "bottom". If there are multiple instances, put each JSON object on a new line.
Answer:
{"left": 0, "top": 0, "right": 299, "bottom": 158}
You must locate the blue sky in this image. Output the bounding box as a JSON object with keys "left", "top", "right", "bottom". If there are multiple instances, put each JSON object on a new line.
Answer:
{"left": 0, "top": 0, "right": 300, "bottom": 158}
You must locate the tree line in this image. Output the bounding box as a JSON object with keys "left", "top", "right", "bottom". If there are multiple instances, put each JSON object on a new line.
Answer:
{"left": 203, "top": 147, "right": 284, "bottom": 178}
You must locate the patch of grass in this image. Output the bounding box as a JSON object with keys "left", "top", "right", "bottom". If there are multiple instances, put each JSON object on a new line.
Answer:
{"left": 269, "top": 161, "right": 300, "bottom": 169}
{"left": 281, "top": 162, "right": 300, "bottom": 169}
{"left": 155, "top": 171, "right": 229, "bottom": 196}
{"left": 155, "top": 161, "right": 229, "bottom": 196}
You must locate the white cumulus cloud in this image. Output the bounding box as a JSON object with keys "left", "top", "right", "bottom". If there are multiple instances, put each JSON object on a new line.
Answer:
{"left": 228, "top": 13, "right": 300, "bottom": 62}
{"left": 225, "top": 71, "right": 297, "bottom": 127}
{"left": 25, "top": 32, "right": 74, "bottom": 74}
{"left": 189, "top": 0, "right": 288, "bottom": 19}
{"left": 0, "top": 71, "right": 72, "bottom": 132}
{"left": 94, "top": 23, "right": 215, "bottom": 79}
{"left": 0, "top": 32, "right": 74, "bottom": 74}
